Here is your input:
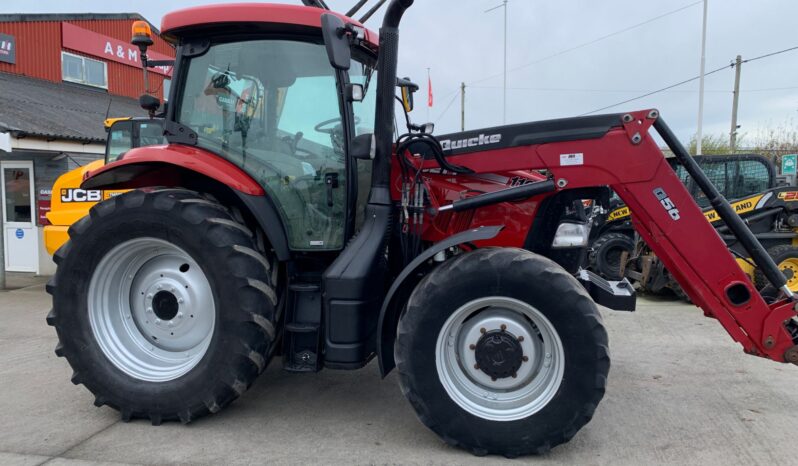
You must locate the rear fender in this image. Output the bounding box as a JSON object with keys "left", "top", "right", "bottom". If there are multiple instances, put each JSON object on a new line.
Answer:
{"left": 377, "top": 225, "right": 503, "bottom": 376}
{"left": 81, "top": 145, "right": 290, "bottom": 260}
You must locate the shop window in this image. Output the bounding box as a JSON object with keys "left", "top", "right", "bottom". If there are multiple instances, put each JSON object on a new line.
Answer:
{"left": 61, "top": 52, "right": 107, "bottom": 89}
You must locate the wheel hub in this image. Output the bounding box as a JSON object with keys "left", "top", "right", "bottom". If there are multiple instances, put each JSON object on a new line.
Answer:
{"left": 152, "top": 291, "right": 179, "bottom": 320}
{"left": 474, "top": 329, "right": 524, "bottom": 379}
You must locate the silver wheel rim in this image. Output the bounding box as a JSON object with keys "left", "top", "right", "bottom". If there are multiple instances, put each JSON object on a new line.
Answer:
{"left": 435, "top": 296, "right": 565, "bottom": 421}
{"left": 88, "top": 238, "right": 215, "bottom": 382}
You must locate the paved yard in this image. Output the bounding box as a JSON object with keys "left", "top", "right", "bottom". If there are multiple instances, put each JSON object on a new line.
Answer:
{"left": 2, "top": 282, "right": 798, "bottom": 465}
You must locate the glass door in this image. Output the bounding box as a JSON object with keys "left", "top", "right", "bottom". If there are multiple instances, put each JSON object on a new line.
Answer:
{"left": 2, "top": 161, "right": 38, "bottom": 272}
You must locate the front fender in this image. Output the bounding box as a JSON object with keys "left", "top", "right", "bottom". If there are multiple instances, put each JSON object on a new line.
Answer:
{"left": 377, "top": 225, "right": 503, "bottom": 376}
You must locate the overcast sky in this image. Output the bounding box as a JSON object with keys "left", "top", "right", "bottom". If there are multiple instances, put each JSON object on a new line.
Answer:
{"left": 4, "top": 0, "right": 798, "bottom": 144}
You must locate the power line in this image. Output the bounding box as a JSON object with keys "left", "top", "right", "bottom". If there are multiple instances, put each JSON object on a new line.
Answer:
{"left": 435, "top": 90, "right": 461, "bottom": 121}
{"left": 468, "top": 0, "right": 702, "bottom": 86}
{"left": 469, "top": 85, "right": 731, "bottom": 93}
{"left": 580, "top": 64, "right": 731, "bottom": 115}
{"left": 580, "top": 44, "right": 798, "bottom": 115}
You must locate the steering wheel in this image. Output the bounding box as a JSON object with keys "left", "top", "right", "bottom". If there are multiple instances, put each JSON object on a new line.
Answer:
{"left": 314, "top": 116, "right": 361, "bottom": 135}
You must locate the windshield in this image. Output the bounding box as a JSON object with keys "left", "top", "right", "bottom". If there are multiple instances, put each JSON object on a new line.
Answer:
{"left": 176, "top": 39, "right": 377, "bottom": 250}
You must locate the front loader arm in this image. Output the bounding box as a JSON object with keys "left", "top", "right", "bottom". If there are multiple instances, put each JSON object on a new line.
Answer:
{"left": 545, "top": 111, "right": 798, "bottom": 363}
{"left": 428, "top": 109, "right": 798, "bottom": 363}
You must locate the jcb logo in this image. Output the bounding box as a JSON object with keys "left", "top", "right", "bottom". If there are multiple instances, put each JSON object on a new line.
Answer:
{"left": 61, "top": 189, "right": 102, "bottom": 203}
{"left": 778, "top": 191, "right": 798, "bottom": 201}
{"left": 653, "top": 187, "right": 680, "bottom": 221}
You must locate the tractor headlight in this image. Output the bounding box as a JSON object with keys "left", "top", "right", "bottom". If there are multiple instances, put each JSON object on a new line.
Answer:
{"left": 551, "top": 221, "right": 590, "bottom": 249}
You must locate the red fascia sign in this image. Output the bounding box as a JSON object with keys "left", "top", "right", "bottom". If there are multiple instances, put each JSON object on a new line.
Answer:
{"left": 61, "top": 23, "right": 173, "bottom": 76}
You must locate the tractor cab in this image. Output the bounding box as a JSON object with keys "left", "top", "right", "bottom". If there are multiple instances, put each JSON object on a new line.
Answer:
{"left": 169, "top": 34, "right": 378, "bottom": 250}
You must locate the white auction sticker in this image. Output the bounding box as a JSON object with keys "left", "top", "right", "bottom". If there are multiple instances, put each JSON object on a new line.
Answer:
{"left": 560, "top": 153, "right": 584, "bottom": 166}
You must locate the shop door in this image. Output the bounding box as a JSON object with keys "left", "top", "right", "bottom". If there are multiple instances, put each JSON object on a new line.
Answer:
{"left": 2, "top": 161, "right": 38, "bottom": 272}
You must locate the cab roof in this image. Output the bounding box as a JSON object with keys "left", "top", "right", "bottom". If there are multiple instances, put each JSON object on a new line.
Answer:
{"left": 161, "top": 3, "right": 378, "bottom": 47}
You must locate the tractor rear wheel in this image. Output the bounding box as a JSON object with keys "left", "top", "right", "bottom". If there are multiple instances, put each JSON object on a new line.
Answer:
{"left": 589, "top": 232, "right": 634, "bottom": 280}
{"left": 395, "top": 248, "right": 609, "bottom": 457}
{"left": 47, "top": 189, "right": 278, "bottom": 424}
{"left": 754, "top": 244, "right": 798, "bottom": 291}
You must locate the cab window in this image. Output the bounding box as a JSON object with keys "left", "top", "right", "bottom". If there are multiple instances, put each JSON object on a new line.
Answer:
{"left": 176, "top": 39, "right": 349, "bottom": 250}
{"left": 106, "top": 121, "right": 133, "bottom": 163}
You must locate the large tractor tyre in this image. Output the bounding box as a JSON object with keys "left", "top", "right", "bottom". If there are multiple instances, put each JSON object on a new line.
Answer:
{"left": 754, "top": 244, "right": 798, "bottom": 291}
{"left": 395, "top": 248, "right": 609, "bottom": 457}
{"left": 589, "top": 232, "right": 635, "bottom": 280}
{"left": 47, "top": 188, "right": 278, "bottom": 425}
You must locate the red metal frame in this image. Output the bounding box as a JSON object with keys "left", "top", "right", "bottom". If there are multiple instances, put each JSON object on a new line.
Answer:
{"left": 405, "top": 109, "right": 797, "bottom": 363}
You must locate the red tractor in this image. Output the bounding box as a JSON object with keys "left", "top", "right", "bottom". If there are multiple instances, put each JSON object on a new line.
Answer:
{"left": 48, "top": 0, "right": 798, "bottom": 457}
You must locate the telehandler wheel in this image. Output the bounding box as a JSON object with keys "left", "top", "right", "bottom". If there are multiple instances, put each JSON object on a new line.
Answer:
{"left": 589, "top": 232, "right": 635, "bottom": 280}
{"left": 755, "top": 244, "right": 798, "bottom": 291}
{"left": 46, "top": 189, "right": 278, "bottom": 425}
{"left": 395, "top": 248, "right": 609, "bottom": 457}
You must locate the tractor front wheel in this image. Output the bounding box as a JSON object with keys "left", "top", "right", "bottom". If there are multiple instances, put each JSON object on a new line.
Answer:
{"left": 395, "top": 248, "right": 609, "bottom": 456}
{"left": 47, "top": 189, "right": 278, "bottom": 424}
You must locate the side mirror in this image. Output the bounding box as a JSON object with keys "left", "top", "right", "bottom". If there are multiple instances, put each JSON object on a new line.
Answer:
{"left": 321, "top": 14, "right": 351, "bottom": 71}
{"left": 397, "top": 77, "right": 419, "bottom": 113}
{"left": 401, "top": 86, "right": 414, "bottom": 113}
{"left": 350, "top": 133, "right": 375, "bottom": 160}
{"left": 139, "top": 94, "right": 160, "bottom": 113}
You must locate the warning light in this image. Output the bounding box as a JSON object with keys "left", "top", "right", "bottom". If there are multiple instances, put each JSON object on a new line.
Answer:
{"left": 131, "top": 20, "right": 153, "bottom": 49}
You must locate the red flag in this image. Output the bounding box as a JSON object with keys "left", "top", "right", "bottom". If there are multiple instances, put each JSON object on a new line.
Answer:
{"left": 428, "top": 75, "right": 434, "bottom": 107}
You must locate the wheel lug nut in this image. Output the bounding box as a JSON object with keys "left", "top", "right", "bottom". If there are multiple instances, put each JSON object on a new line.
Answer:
{"left": 469, "top": 344, "right": 476, "bottom": 350}
{"left": 171, "top": 287, "right": 176, "bottom": 293}
{"left": 146, "top": 293, "right": 153, "bottom": 299}
{"left": 518, "top": 336, "right": 525, "bottom": 342}
{"left": 473, "top": 363, "right": 480, "bottom": 370}
{"left": 146, "top": 307, "right": 153, "bottom": 314}
{"left": 178, "top": 312, "right": 184, "bottom": 319}
{"left": 168, "top": 321, "right": 175, "bottom": 327}
{"left": 491, "top": 377, "right": 497, "bottom": 382}
{"left": 522, "top": 356, "right": 529, "bottom": 362}
{"left": 500, "top": 324, "right": 507, "bottom": 331}
{"left": 156, "top": 284, "right": 162, "bottom": 290}
{"left": 511, "top": 372, "right": 517, "bottom": 378}
{"left": 480, "top": 328, "right": 486, "bottom": 334}
{"left": 178, "top": 298, "right": 184, "bottom": 304}
{"left": 155, "top": 318, "right": 162, "bottom": 325}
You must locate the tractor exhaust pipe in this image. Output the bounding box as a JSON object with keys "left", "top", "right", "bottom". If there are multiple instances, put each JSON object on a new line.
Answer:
{"left": 370, "top": 0, "right": 414, "bottom": 204}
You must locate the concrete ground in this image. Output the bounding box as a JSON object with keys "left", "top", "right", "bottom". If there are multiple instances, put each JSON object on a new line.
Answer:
{"left": 2, "top": 283, "right": 798, "bottom": 466}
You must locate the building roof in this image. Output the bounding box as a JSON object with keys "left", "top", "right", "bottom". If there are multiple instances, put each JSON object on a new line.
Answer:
{"left": 0, "top": 13, "right": 160, "bottom": 34}
{"left": 0, "top": 71, "right": 148, "bottom": 143}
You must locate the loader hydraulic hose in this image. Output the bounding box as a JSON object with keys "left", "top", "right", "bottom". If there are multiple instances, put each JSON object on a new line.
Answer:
{"left": 369, "top": 0, "right": 414, "bottom": 204}
{"left": 654, "top": 118, "right": 793, "bottom": 298}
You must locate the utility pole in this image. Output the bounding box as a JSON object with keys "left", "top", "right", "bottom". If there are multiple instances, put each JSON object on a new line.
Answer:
{"left": 730, "top": 55, "right": 742, "bottom": 153}
{"left": 485, "top": 0, "right": 508, "bottom": 124}
{"left": 695, "top": 0, "right": 708, "bottom": 155}
{"left": 460, "top": 82, "right": 466, "bottom": 132}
